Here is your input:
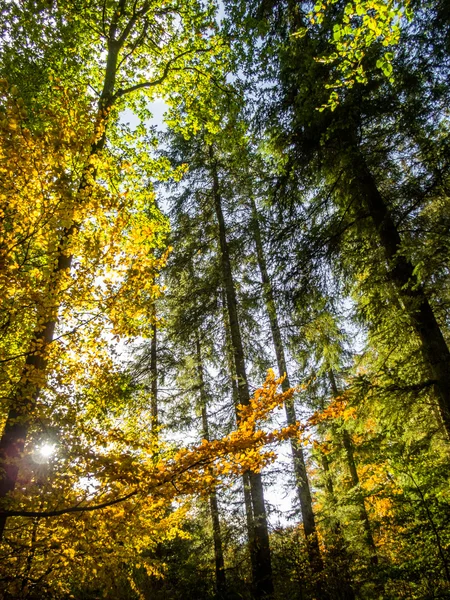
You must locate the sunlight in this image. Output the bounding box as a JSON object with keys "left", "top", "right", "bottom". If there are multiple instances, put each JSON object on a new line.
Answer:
{"left": 39, "top": 443, "right": 56, "bottom": 458}
{"left": 32, "top": 443, "right": 56, "bottom": 464}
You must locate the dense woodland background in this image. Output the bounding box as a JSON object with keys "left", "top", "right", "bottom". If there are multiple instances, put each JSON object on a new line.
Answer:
{"left": 0, "top": 0, "right": 449, "bottom": 598}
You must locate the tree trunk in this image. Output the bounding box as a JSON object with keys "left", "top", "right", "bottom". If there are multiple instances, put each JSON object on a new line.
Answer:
{"left": 329, "top": 370, "right": 378, "bottom": 565}
{"left": 210, "top": 148, "right": 274, "bottom": 599}
{"left": 349, "top": 149, "right": 450, "bottom": 437}
{"left": 320, "top": 451, "right": 356, "bottom": 600}
{"left": 0, "top": 38, "right": 121, "bottom": 541}
{"left": 249, "top": 196, "right": 325, "bottom": 576}
{"left": 196, "top": 334, "right": 227, "bottom": 599}
{"left": 320, "top": 452, "right": 341, "bottom": 531}
{"left": 221, "top": 288, "right": 259, "bottom": 591}
{"left": 342, "top": 428, "right": 378, "bottom": 565}
{"left": 150, "top": 306, "right": 158, "bottom": 433}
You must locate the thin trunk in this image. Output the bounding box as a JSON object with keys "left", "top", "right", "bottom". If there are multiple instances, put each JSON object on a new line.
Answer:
{"left": 196, "top": 334, "right": 227, "bottom": 598}
{"left": 242, "top": 471, "right": 258, "bottom": 591}
{"left": 0, "top": 38, "right": 121, "bottom": 540}
{"left": 249, "top": 196, "right": 324, "bottom": 575}
{"left": 210, "top": 148, "right": 273, "bottom": 599}
{"left": 408, "top": 470, "right": 450, "bottom": 583}
{"left": 209, "top": 490, "right": 227, "bottom": 599}
{"left": 20, "top": 518, "right": 40, "bottom": 595}
{"left": 350, "top": 150, "right": 450, "bottom": 437}
{"left": 221, "top": 289, "right": 258, "bottom": 590}
{"left": 342, "top": 428, "right": 378, "bottom": 565}
{"left": 329, "top": 370, "right": 378, "bottom": 565}
{"left": 320, "top": 451, "right": 356, "bottom": 600}
{"left": 150, "top": 306, "right": 158, "bottom": 433}
{"left": 320, "top": 452, "right": 335, "bottom": 500}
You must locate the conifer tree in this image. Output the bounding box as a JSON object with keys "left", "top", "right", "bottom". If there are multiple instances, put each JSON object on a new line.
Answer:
{"left": 226, "top": 0, "right": 450, "bottom": 437}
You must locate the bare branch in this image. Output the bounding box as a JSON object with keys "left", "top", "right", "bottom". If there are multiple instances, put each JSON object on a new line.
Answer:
{"left": 113, "top": 47, "right": 212, "bottom": 99}
{"left": 117, "top": 19, "right": 149, "bottom": 70}
{"left": 0, "top": 490, "right": 138, "bottom": 519}
{"left": 116, "top": 1, "right": 150, "bottom": 48}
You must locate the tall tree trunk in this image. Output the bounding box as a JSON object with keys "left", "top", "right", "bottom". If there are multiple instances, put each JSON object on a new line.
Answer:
{"left": 210, "top": 148, "right": 274, "bottom": 599}
{"left": 320, "top": 451, "right": 336, "bottom": 502}
{"left": 320, "top": 450, "right": 343, "bottom": 538}
{"left": 196, "top": 333, "right": 227, "bottom": 599}
{"left": 320, "top": 450, "right": 356, "bottom": 600}
{"left": 150, "top": 306, "right": 158, "bottom": 434}
{"left": 0, "top": 36, "right": 122, "bottom": 540}
{"left": 249, "top": 196, "right": 325, "bottom": 576}
{"left": 21, "top": 516, "right": 40, "bottom": 595}
{"left": 221, "top": 289, "right": 259, "bottom": 591}
{"left": 329, "top": 370, "right": 378, "bottom": 565}
{"left": 341, "top": 428, "right": 378, "bottom": 566}
{"left": 349, "top": 149, "right": 450, "bottom": 437}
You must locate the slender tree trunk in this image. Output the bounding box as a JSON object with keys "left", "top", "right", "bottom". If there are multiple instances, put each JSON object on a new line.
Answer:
{"left": 210, "top": 148, "right": 273, "bottom": 599}
{"left": 349, "top": 149, "right": 450, "bottom": 437}
{"left": 329, "top": 371, "right": 378, "bottom": 565}
{"left": 320, "top": 451, "right": 336, "bottom": 501}
{"left": 150, "top": 306, "right": 158, "bottom": 433}
{"left": 209, "top": 489, "right": 227, "bottom": 599}
{"left": 242, "top": 471, "right": 258, "bottom": 589}
{"left": 0, "top": 37, "right": 122, "bottom": 540}
{"left": 320, "top": 450, "right": 356, "bottom": 600}
{"left": 320, "top": 450, "right": 344, "bottom": 542}
{"left": 249, "top": 197, "right": 325, "bottom": 577}
{"left": 342, "top": 428, "right": 378, "bottom": 565}
{"left": 221, "top": 288, "right": 259, "bottom": 591}
{"left": 196, "top": 334, "right": 227, "bottom": 598}
{"left": 21, "top": 516, "right": 40, "bottom": 595}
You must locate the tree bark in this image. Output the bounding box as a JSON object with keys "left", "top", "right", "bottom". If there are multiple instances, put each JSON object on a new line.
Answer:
{"left": 221, "top": 289, "right": 259, "bottom": 591}
{"left": 196, "top": 333, "right": 227, "bottom": 598}
{"left": 349, "top": 149, "right": 450, "bottom": 437}
{"left": 320, "top": 451, "right": 356, "bottom": 600}
{"left": 249, "top": 196, "right": 325, "bottom": 577}
{"left": 329, "top": 370, "right": 378, "bottom": 565}
{"left": 150, "top": 306, "right": 158, "bottom": 433}
{"left": 210, "top": 148, "right": 274, "bottom": 599}
{"left": 342, "top": 428, "right": 378, "bottom": 565}
{"left": 320, "top": 451, "right": 335, "bottom": 501}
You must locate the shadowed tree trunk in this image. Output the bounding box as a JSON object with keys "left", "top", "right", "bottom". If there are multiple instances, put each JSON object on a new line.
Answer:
{"left": 274, "top": 0, "right": 450, "bottom": 437}
{"left": 329, "top": 370, "right": 378, "bottom": 565}
{"left": 150, "top": 306, "right": 158, "bottom": 434}
{"left": 221, "top": 289, "right": 259, "bottom": 591}
{"left": 348, "top": 148, "right": 450, "bottom": 438}
{"left": 196, "top": 333, "right": 227, "bottom": 598}
{"left": 319, "top": 449, "right": 356, "bottom": 600}
{"left": 279, "top": 0, "right": 449, "bottom": 436}
{"left": 210, "top": 148, "right": 274, "bottom": 599}
{"left": 249, "top": 196, "right": 324, "bottom": 572}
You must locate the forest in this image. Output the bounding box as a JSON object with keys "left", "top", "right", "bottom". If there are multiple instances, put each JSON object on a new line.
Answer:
{"left": 0, "top": 0, "right": 449, "bottom": 598}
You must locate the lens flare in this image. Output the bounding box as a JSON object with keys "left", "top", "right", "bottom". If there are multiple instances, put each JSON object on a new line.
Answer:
{"left": 39, "top": 443, "right": 55, "bottom": 458}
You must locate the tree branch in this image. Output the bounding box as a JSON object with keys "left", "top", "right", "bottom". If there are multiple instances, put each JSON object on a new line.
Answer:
{"left": 113, "top": 47, "right": 212, "bottom": 100}
{"left": 0, "top": 490, "right": 138, "bottom": 519}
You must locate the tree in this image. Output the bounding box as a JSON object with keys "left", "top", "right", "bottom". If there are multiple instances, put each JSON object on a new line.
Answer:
{"left": 0, "top": 0, "right": 227, "bottom": 539}
{"left": 227, "top": 0, "right": 450, "bottom": 436}
{"left": 196, "top": 332, "right": 228, "bottom": 598}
